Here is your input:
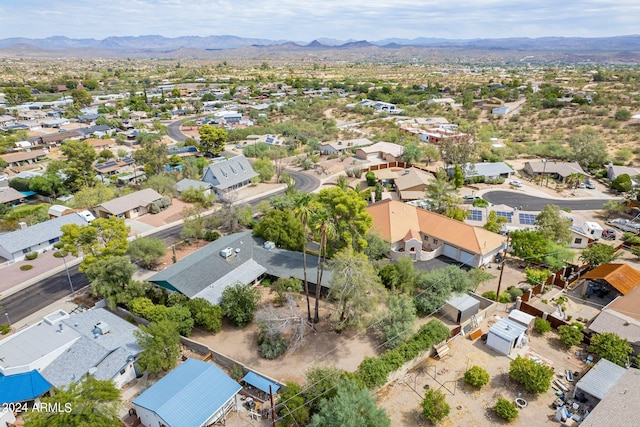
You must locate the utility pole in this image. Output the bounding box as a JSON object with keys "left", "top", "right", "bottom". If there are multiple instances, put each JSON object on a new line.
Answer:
{"left": 495, "top": 232, "right": 510, "bottom": 302}
{"left": 270, "top": 385, "right": 277, "bottom": 427}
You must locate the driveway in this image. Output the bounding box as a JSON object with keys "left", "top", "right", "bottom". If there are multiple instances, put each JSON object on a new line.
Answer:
{"left": 483, "top": 191, "right": 611, "bottom": 211}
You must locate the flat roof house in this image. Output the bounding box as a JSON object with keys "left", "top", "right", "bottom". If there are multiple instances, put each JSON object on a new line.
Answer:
{"left": 394, "top": 168, "right": 434, "bottom": 201}
{"left": 0, "top": 149, "right": 48, "bottom": 168}
{"left": 524, "top": 160, "right": 585, "bottom": 182}
{"left": 0, "top": 212, "right": 91, "bottom": 262}
{"left": 0, "top": 308, "right": 141, "bottom": 403}
{"left": 93, "top": 188, "right": 163, "bottom": 219}
{"left": 202, "top": 155, "right": 258, "bottom": 197}
{"left": 354, "top": 141, "right": 404, "bottom": 162}
{"left": 367, "top": 199, "right": 506, "bottom": 268}
{"left": 132, "top": 359, "right": 242, "bottom": 427}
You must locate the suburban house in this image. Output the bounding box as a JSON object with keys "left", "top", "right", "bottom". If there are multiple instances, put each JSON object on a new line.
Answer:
{"left": 148, "top": 232, "right": 332, "bottom": 304}
{"left": 580, "top": 263, "right": 640, "bottom": 299}
{"left": 0, "top": 186, "right": 26, "bottom": 206}
{"left": 366, "top": 199, "right": 506, "bottom": 267}
{"left": 93, "top": 188, "right": 163, "bottom": 219}
{"left": 86, "top": 138, "right": 117, "bottom": 151}
{"left": 524, "top": 160, "right": 585, "bottom": 183}
{"left": 587, "top": 285, "right": 640, "bottom": 354}
{"left": 354, "top": 141, "right": 404, "bottom": 162}
{"left": 0, "top": 308, "right": 141, "bottom": 404}
{"left": 0, "top": 149, "right": 48, "bottom": 168}
{"left": 132, "top": 359, "right": 242, "bottom": 427}
{"left": 28, "top": 130, "right": 82, "bottom": 147}
{"left": 176, "top": 178, "right": 214, "bottom": 196}
{"left": 578, "top": 365, "right": 640, "bottom": 427}
{"left": 0, "top": 212, "right": 92, "bottom": 262}
{"left": 318, "top": 138, "right": 373, "bottom": 155}
{"left": 447, "top": 162, "right": 514, "bottom": 181}
{"left": 201, "top": 155, "right": 259, "bottom": 197}
{"left": 607, "top": 164, "right": 640, "bottom": 186}
{"left": 352, "top": 98, "right": 403, "bottom": 114}
{"left": 394, "top": 168, "right": 434, "bottom": 201}
{"left": 93, "top": 157, "right": 135, "bottom": 176}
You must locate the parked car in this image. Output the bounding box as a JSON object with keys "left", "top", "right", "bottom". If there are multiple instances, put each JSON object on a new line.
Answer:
{"left": 509, "top": 180, "right": 523, "bottom": 187}
{"left": 602, "top": 228, "right": 617, "bottom": 240}
{"left": 462, "top": 195, "right": 479, "bottom": 203}
{"left": 585, "top": 182, "right": 596, "bottom": 189}
{"left": 578, "top": 183, "right": 586, "bottom": 189}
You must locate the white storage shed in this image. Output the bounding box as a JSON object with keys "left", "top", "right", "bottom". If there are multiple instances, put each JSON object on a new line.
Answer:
{"left": 486, "top": 318, "right": 527, "bottom": 356}
{"left": 508, "top": 309, "right": 536, "bottom": 334}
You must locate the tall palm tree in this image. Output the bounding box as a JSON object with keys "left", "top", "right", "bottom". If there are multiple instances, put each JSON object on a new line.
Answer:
{"left": 294, "top": 193, "right": 313, "bottom": 322}
{"left": 311, "top": 208, "right": 335, "bottom": 323}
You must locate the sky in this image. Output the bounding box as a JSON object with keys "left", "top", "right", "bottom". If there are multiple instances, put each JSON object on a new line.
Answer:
{"left": 1, "top": 0, "right": 639, "bottom": 42}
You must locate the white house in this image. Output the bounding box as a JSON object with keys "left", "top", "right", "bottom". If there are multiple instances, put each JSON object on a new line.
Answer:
{"left": 0, "top": 212, "right": 91, "bottom": 262}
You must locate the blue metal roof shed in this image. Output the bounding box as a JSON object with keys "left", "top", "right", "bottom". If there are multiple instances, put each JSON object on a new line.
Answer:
{"left": 0, "top": 371, "right": 51, "bottom": 404}
{"left": 242, "top": 371, "right": 281, "bottom": 394}
{"left": 133, "top": 359, "right": 242, "bottom": 427}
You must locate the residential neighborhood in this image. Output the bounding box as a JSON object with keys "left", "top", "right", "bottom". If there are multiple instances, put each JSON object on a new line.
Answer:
{"left": 1, "top": 34, "right": 640, "bottom": 427}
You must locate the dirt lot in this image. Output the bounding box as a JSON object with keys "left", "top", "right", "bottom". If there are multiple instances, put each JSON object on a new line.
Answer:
{"left": 376, "top": 323, "right": 588, "bottom": 427}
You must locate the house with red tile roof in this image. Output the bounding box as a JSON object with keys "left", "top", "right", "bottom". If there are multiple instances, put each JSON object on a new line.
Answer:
{"left": 366, "top": 199, "right": 506, "bottom": 267}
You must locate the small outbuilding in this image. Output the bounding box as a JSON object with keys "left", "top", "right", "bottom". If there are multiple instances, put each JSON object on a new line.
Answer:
{"left": 486, "top": 318, "right": 527, "bottom": 356}
{"left": 508, "top": 309, "right": 536, "bottom": 334}
{"left": 572, "top": 358, "right": 627, "bottom": 401}
{"left": 442, "top": 294, "right": 481, "bottom": 324}
{"left": 241, "top": 371, "right": 281, "bottom": 402}
{"left": 133, "top": 359, "right": 242, "bottom": 427}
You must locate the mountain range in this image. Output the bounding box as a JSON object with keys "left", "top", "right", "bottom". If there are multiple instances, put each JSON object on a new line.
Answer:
{"left": 1, "top": 34, "right": 640, "bottom": 63}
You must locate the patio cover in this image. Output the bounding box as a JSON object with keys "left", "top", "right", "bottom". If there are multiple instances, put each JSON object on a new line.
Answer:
{"left": 242, "top": 371, "right": 281, "bottom": 394}
{"left": 0, "top": 371, "right": 51, "bottom": 404}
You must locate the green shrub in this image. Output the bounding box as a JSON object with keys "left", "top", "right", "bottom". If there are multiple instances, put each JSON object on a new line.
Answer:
{"left": 421, "top": 389, "right": 450, "bottom": 424}
{"left": 24, "top": 252, "right": 38, "bottom": 260}
{"left": 494, "top": 397, "right": 519, "bottom": 421}
{"left": 128, "top": 297, "right": 156, "bottom": 319}
{"left": 203, "top": 230, "right": 221, "bottom": 241}
{"left": 464, "top": 366, "right": 490, "bottom": 388}
{"left": 508, "top": 287, "right": 523, "bottom": 301}
{"left": 509, "top": 356, "right": 554, "bottom": 393}
{"left": 230, "top": 364, "right": 244, "bottom": 381}
{"left": 482, "top": 291, "right": 496, "bottom": 300}
{"left": 0, "top": 324, "right": 11, "bottom": 335}
{"left": 498, "top": 292, "right": 512, "bottom": 303}
{"left": 258, "top": 334, "right": 289, "bottom": 359}
{"left": 558, "top": 325, "right": 584, "bottom": 347}
{"left": 53, "top": 250, "right": 68, "bottom": 258}
{"left": 570, "top": 322, "right": 584, "bottom": 331}
{"left": 20, "top": 264, "right": 34, "bottom": 271}
{"left": 534, "top": 318, "right": 551, "bottom": 334}
{"left": 355, "top": 320, "right": 450, "bottom": 388}
{"left": 53, "top": 241, "right": 65, "bottom": 249}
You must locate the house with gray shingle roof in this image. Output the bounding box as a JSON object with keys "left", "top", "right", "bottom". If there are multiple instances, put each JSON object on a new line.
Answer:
{"left": 93, "top": 188, "right": 163, "bottom": 219}
{"left": 0, "top": 308, "right": 141, "bottom": 403}
{"left": 202, "top": 155, "right": 258, "bottom": 197}
{"left": 176, "top": 178, "right": 214, "bottom": 196}
{"left": 148, "top": 232, "right": 332, "bottom": 304}
{"left": 0, "top": 212, "right": 91, "bottom": 262}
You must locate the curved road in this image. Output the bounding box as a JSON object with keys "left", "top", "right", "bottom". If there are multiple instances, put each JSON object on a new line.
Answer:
{"left": 483, "top": 191, "right": 610, "bottom": 211}
{"left": 167, "top": 119, "right": 188, "bottom": 142}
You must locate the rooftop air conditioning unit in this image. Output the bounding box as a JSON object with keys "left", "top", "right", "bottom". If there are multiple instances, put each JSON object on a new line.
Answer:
{"left": 220, "top": 247, "right": 234, "bottom": 258}
{"left": 94, "top": 321, "right": 111, "bottom": 335}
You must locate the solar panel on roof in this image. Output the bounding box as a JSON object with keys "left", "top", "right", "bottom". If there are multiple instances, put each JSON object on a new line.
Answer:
{"left": 496, "top": 211, "right": 513, "bottom": 223}
{"left": 519, "top": 213, "right": 537, "bottom": 225}
{"left": 469, "top": 210, "right": 483, "bottom": 221}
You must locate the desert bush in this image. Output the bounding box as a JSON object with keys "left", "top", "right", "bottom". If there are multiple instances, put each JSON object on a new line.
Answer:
{"left": 464, "top": 366, "right": 490, "bottom": 388}
{"left": 0, "top": 324, "right": 11, "bottom": 334}
{"left": 534, "top": 318, "right": 551, "bottom": 334}
{"left": 509, "top": 356, "right": 554, "bottom": 393}
{"left": 494, "top": 397, "right": 519, "bottom": 421}
{"left": 558, "top": 325, "right": 584, "bottom": 347}
{"left": 421, "top": 389, "right": 450, "bottom": 424}
{"left": 20, "top": 264, "right": 34, "bottom": 271}
{"left": 25, "top": 252, "right": 38, "bottom": 260}
{"left": 258, "top": 334, "right": 289, "bottom": 359}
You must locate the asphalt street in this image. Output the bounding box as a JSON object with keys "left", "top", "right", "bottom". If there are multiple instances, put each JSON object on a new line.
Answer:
{"left": 482, "top": 191, "right": 610, "bottom": 211}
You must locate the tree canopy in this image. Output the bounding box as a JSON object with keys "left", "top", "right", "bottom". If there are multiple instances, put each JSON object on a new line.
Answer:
{"left": 535, "top": 204, "right": 572, "bottom": 244}
{"left": 579, "top": 243, "right": 620, "bottom": 267}
{"left": 588, "top": 332, "right": 633, "bottom": 367}
{"left": 23, "top": 376, "right": 121, "bottom": 427}
{"left": 134, "top": 320, "right": 181, "bottom": 376}
{"left": 198, "top": 124, "right": 227, "bottom": 156}
{"left": 220, "top": 282, "right": 261, "bottom": 327}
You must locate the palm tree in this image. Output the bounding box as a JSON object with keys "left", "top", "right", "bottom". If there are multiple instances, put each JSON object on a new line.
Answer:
{"left": 311, "top": 208, "right": 335, "bottom": 323}
{"left": 294, "top": 193, "right": 313, "bottom": 322}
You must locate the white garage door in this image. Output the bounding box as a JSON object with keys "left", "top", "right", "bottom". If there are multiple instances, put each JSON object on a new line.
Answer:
{"left": 459, "top": 250, "right": 475, "bottom": 266}
{"left": 443, "top": 244, "right": 457, "bottom": 259}
{"left": 367, "top": 152, "right": 380, "bottom": 159}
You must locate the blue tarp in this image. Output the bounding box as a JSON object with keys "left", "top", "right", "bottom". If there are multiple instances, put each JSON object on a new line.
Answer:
{"left": 0, "top": 371, "right": 51, "bottom": 404}
{"left": 19, "top": 191, "right": 37, "bottom": 197}
{"left": 241, "top": 371, "right": 281, "bottom": 394}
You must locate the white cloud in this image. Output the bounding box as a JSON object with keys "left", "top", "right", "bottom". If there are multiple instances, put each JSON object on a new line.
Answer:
{"left": 1, "top": 0, "right": 639, "bottom": 40}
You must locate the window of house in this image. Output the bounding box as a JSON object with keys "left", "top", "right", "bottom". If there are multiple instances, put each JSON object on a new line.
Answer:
{"left": 120, "top": 368, "right": 126, "bottom": 375}
{"left": 23, "top": 247, "right": 33, "bottom": 254}
{"left": 433, "top": 239, "right": 438, "bottom": 244}
{"left": 574, "top": 238, "right": 582, "bottom": 244}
